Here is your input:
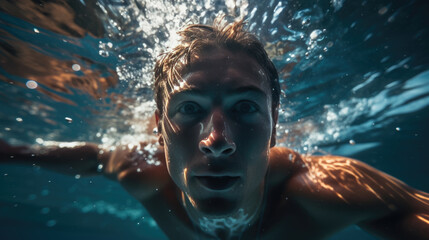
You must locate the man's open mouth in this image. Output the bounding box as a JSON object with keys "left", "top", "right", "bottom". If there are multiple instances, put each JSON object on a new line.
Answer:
{"left": 195, "top": 176, "right": 240, "bottom": 191}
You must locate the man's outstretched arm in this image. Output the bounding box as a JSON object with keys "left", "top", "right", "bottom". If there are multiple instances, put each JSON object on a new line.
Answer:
{"left": 284, "top": 153, "right": 429, "bottom": 239}
{"left": 0, "top": 140, "right": 110, "bottom": 176}
{"left": 358, "top": 189, "right": 429, "bottom": 240}
{"left": 0, "top": 139, "right": 169, "bottom": 200}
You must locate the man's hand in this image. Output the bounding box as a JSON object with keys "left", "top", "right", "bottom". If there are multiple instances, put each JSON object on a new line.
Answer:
{"left": 102, "top": 142, "right": 169, "bottom": 201}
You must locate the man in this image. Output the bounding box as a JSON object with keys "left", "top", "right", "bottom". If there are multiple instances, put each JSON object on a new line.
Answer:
{"left": 1, "top": 17, "right": 429, "bottom": 240}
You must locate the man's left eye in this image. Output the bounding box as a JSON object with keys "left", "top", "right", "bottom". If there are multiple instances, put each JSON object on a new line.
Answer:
{"left": 233, "top": 101, "right": 258, "bottom": 113}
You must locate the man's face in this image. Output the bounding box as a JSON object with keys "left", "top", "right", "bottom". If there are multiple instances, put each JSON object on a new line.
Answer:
{"left": 156, "top": 48, "right": 276, "bottom": 216}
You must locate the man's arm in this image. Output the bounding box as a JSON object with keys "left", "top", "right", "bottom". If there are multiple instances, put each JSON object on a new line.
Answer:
{"left": 358, "top": 192, "right": 429, "bottom": 240}
{"left": 0, "top": 139, "right": 110, "bottom": 176}
{"left": 0, "top": 139, "right": 170, "bottom": 200}
{"left": 285, "top": 153, "right": 429, "bottom": 239}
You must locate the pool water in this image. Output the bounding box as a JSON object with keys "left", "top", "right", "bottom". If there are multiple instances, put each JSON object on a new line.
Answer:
{"left": 0, "top": 0, "right": 428, "bottom": 239}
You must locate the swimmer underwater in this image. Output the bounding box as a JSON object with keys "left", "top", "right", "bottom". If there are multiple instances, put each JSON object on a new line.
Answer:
{"left": 1, "top": 17, "right": 429, "bottom": 240}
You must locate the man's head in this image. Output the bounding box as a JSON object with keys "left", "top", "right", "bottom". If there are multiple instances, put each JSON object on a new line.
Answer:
{"left": 154, "top": 17, "right": 280, "bottom": 118}
{"left": 154, "top": 17, "right": 280, "bottom": 221}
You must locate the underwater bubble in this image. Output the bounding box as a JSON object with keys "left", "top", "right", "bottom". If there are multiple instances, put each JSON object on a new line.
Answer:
{"left": 26, "top": 80, "right": 38, "bottom": 89}
{"left": 41, "top": 189, "right": 50, "bottom": 196}
{"left": 75, "top": 174, "right": 81, "bottom": 179}
{"left": 33, "top": 28, "right": 39, "bottom": 33}
{"left": 5, "top": 127, "right": 10, "bottom": 131}
{"left": 395, "top": 127, "right": 401, "bottom": 131}
{"left": 310, "top": 29, "right": 322, "bottom": 40}
{"left": 72, "top": 64, "right": 81, "bottom": 71}
{"left": 364, "top": 33, "right": 373, "bottom": 41}
{"left": 97, "top": 164, "right": 104, "bottom": 172}
{"left": 302, "top": 18, "right": 310, "bottom": 26}
{"left": 331, "top": 0, "right": 345, "bottom": 11}
{"left": 65, "top": 117, "right": 73, "bottom": 123}
{"left": 46, "top": 220, "right": 57, "bottom": 227}
{"left": 16, "top": 117, "right": 23, "bottom": 122}
{"left": 378, "top": 6, "right": 388, "bottom": 15}
{"left": 40, "top": 207, "right": 50, "bottom": 214}
{"left": 349, "top": 140, "right": 356, "bottom": 145}
{"left": 99, "top": 50, "right": 109, "bottom": 57}
{"left": 27, "top": 194, "right": 37, "bottom": 200}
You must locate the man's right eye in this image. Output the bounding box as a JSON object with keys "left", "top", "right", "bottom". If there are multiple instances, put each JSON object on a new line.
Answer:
{"left": 178, "top": 102, "right": 202, "bottom": 114}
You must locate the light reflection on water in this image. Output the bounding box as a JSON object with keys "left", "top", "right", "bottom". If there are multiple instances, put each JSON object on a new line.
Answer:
{"left": 0, "top": 0, "right": 428, "bottom": 239}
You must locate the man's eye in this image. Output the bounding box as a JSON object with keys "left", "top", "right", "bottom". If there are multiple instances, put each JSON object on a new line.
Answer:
{"left": 234, "top": 101, "right": 258, "bottom": 113}
{"left": 178, "top": 102, "right": 202, "bottom": 114}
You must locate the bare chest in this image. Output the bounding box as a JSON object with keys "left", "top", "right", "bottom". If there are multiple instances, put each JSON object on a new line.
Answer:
{"left": 141, "top": 190, "right": 340, "bottom": 240}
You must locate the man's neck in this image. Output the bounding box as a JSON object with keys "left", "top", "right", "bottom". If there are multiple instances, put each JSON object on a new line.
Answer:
{"left": 180, "top": 187, "right": 266, "bottom": 239}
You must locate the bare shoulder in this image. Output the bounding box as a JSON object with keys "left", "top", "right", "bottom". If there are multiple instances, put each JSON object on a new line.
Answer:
{"left": 102, "top": 142, "right": 170, "bottom": 200}
{"left": 285, "top": 154, "right": 429, "bottom": 224}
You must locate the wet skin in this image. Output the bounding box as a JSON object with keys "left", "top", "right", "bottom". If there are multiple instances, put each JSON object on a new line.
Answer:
{"left": 2, "top": 49, "right": 428, "bottom": 239}
{"left": 118, "top": 48, "right": 429, "bottom": 239}
{"left": 157, "top": 48, "right": 275, "bottom": 220}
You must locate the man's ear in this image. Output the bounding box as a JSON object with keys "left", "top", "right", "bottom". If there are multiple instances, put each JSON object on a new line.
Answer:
{"left": 155, "top": 110, "right": 164, "bottom": 146}
{"left": 270, "top": 107, "right": 278, "bottom": 148}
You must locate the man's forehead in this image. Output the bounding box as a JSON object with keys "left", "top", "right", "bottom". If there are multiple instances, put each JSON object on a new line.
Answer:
{"left": 182, "top": 50, "right": 268, "bottom": 84}
{"left": 189, "top": 48, "right": 264, "bottom": 72}
{"left": 169, "top": 67, "right": 269, "bottom": 98}
{"left": 163, "top": 48, "right": 272, "bottom": 106}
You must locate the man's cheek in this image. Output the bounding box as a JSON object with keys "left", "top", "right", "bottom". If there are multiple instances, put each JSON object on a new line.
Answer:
{"left": 165, "top": 150, "right": 187, "bottom": 188}
{"left": 236, "top": 125, "right": 271, "bottom": 150}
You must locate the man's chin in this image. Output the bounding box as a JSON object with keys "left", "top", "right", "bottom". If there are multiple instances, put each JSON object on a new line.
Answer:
{"left": 192, "top": 197, "right": 238, "bottom": 216}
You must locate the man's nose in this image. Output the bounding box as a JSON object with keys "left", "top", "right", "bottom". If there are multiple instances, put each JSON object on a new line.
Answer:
{"left": 199, "top": 110, "right": 236, "bottom": 158}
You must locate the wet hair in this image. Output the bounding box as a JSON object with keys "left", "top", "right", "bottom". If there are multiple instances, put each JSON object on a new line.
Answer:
{"left": 154, "top": 16, "right": 280, "bottom": 116}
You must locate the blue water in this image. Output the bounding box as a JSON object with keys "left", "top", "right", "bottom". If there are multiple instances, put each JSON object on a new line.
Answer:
{"left": 0, "top": 0, "right": 428, "bottom": 239}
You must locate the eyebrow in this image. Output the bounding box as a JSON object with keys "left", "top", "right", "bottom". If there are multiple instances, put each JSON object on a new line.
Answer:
{"left": 171, "top": 86, "right": 267, "bottom": 98}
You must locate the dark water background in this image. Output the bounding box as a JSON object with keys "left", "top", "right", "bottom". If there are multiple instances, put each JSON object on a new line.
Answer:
{"left": 0, "top": 0, "right": 428, "bottom": 239}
